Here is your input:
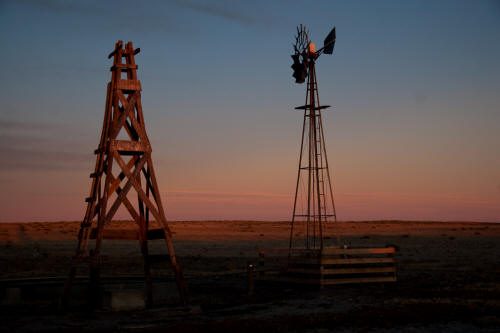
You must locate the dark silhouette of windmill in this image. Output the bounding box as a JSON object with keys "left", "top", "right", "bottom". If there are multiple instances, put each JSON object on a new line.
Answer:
{"left": 270, "top": 27, "right": 397, "bottom": 288}
{"left": 289, "top": 25, "right": 340, "bottom": 254}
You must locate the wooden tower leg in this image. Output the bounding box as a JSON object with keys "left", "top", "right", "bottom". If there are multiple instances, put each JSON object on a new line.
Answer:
{"left": 145, "top": 162, "right": 188, "bottom": 305}
{"left": 137, "top": 175, "right": 154, "bottom": 308}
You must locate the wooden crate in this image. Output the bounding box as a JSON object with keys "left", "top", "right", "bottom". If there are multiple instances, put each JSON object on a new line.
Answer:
{"left": 258, "top": 246, "right": 397, "bottom": 286}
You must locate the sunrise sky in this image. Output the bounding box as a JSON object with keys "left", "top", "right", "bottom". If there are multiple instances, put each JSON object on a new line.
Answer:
{"left": 0, "top": 0, "right": 499, "bottom": 222}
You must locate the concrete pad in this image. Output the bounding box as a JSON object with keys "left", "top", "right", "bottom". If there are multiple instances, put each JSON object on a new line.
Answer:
{"left": 103, "top": 288, "right": 145, "bottom": 311}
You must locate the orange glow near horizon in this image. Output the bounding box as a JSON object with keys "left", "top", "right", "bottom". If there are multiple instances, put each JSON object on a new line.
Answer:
{"left": 1, "top": 1, "right": 499, "bottom": 223}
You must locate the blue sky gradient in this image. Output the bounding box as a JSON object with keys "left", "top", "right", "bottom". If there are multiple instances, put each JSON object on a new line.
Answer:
{"left": 0, "top": 0, "right": 499, "bottom": 222}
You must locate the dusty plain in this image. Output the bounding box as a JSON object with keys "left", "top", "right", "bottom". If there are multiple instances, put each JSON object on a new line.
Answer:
{"left": 1, "top": 220, "right": 500, "bottom": 332}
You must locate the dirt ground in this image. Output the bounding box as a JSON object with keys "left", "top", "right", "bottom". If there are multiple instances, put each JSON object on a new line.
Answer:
{"left": 1, "top": 220, "right": 500, "bottom": 332}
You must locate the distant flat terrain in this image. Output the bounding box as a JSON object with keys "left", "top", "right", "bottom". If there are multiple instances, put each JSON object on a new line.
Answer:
{"left": 1, "top": 220, "right": 499, "bottom": 332}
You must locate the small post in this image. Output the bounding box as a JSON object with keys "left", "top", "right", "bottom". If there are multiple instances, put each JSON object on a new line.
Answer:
{"left": 247, "top": 263, "right": 254, "bottom": 297}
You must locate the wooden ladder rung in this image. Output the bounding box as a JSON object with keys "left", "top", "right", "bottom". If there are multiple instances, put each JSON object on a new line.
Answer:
{"left": 116, "top": 79, "right": 141, "bottom": 91}
{"left": 287, "top": 266, "right": 396, "bottom": 275}
{"left": 111, "top": 64, "right": 138, "bottom": 70}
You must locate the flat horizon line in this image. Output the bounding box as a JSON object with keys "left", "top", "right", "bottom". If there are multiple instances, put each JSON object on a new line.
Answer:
{"left": 1, "top": 219, "right": 499, "bottom": 224}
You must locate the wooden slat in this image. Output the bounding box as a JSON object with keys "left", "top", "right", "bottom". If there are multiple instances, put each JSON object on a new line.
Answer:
{"left": 322, "top": 276, "right": 397, "bottom": 285}
{"left": 147, "top": 228, "right": 166, "bottom": 240}
{"left": 108, "top": 156, "right": 137, "bottom": 195}
{"left": 322, "top": 247, "right": 395, "bottom": 255}
{"left": 321, "top": 257, "right": 395, "bottom": 265}
{"left": 107, "top": 40, "right": 123, "bottom": 58}
{"left": 111, "top": 64, "right": 138, "bottom": 70}
{"left": 112, "top": 152, "right": 163, "bottom": 224}
{"left": 258, "top": 248, "right": 322, "bottom": 256}
{"left": 109, "top": 92, "right": 138, "bottom": 139}
{"left": 103, "top": 154, "right": 148, "bottom": 224}
{"left": 89, "top": 228, "right": 138, "bottom": 240}
{"left": 290, "top": 257, "right": 395, "bottom": 265}
{"left": 259, "top": 275, "right": 396, "bottom": 285}
{"left": 258, "top": 247, "right": 395, "bottom": 256}
{"left": 109, "top": 139, "right": 150, "bottom": 153}
{"left": 287, "top": 266, "right": 396, "bottom": 275}
{"left": 324, "top": 266, "right": 395, "bottom": 274}
{"left": 116, "top": 79, "right": 141, "bottom": 91}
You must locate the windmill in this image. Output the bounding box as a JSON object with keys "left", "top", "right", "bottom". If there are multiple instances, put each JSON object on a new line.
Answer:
{"left": 267, "top": 26, "right": 397, "bottom": 287}
{"left": 288, "top": 24, "right": 339, "bottom": 255}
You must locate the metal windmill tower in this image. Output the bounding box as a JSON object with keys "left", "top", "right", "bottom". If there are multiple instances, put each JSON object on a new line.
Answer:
{"left": 256, "top": 26, "right": 397, "bottom": 287}
{"left": 289, "top": 25, "right": 339, "bottom": 254}
{"left": 62, "top": 41, "right": 187, "bottom": 308}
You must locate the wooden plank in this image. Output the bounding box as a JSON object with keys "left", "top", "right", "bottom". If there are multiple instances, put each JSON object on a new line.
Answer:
{"left": 121, "top": 195, "right": 141, "bottom": 224}
{"left": 287, "top": 266, "right": 396, "bottom": 275}
{"left": 127, "top": 109, "right": 149, "bottom": 142}
{"left": 116, "top": 79, "right": 141, "bottom": 91}
{"left": 258, "top": 248, "right": 321, "bottom": 256}
{"left": 259, "top": 275, "right": 396, "bottom": 285}
{"left": 321, "top": 257, "right": 395, "bottom": 265}
{"left": 89, "top": 228, "right": 138, "bottom": 240}
{"left": 147, "top": 228, "right": 166, "bottom": 240}
{"left": 322, "top": 276, "right": 397, "bottom": 285}
{"left": 107, "top": 40, "right": 123, "bottom": 58}
{"left": 110, "top": 64, "right": 138, "bottom": 70}
{"left": 322, "top": 247, "right": 395, "bottom": 255}
{"left": 109, "top": 139, "right": 150, "bottom": 153}
{"left": 108, "top": 157, "right": 137, "bottom": 195}
{"left": 323, "top": 266, "right": 396, "bottom": 274}
{"left": 109, "top": 93, "right": 138, "bottom": 139}
{"left": 112, "top": 152, "right": 163, "bottom": 224}
{"left": 104, "top": 154, "right": 148, "bottom": 224}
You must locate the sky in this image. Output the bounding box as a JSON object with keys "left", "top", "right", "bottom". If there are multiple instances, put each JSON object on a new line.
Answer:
{"left": 0, "top": 0, "right": 499, "bottom": 222}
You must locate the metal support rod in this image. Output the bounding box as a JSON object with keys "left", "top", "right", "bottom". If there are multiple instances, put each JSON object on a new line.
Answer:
{"left": 288, "top": 57, "right": 338, "bottom": 260}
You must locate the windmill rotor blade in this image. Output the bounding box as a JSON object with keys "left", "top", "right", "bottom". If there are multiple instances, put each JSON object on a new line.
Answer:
{"left": 323, "top": 27, "right": 336, "bottom": 54}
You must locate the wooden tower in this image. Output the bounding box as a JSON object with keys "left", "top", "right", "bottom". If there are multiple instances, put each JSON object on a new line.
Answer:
{"left": 62, "top": 41, "right": 188, "bottom": 308}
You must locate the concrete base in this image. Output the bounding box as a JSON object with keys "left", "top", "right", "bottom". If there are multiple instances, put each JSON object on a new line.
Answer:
{"left": 103, "top": 287, "right": 145, "bottom": 311}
